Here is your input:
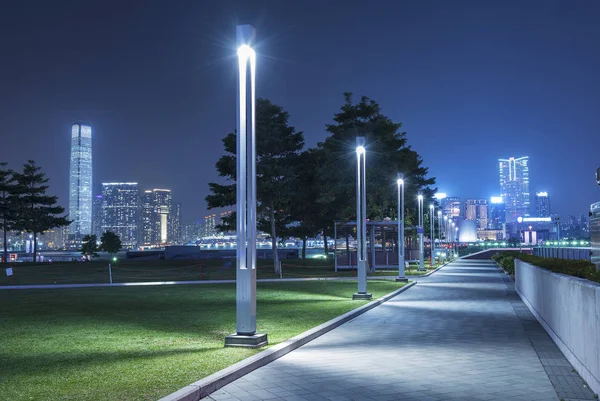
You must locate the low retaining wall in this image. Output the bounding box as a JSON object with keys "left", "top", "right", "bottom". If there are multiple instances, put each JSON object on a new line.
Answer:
{"left": 533, "top": 247, "right": 591, "bottom": 261}
{"left": 515, "top": 259, "right": 600, "bottom": 396}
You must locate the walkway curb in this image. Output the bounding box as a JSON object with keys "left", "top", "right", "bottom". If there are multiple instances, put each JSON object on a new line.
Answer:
{"left": 158, "top": 281, "right": 417, "bottom": 401}
{"left": 0, "top": 277, "right": 379, "bottom": 291}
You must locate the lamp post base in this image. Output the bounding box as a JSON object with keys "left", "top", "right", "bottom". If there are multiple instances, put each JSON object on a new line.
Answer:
{"left": 352, "top": 292, "right": 372, "bottom": 300}
{"left": 225, "top": 333, "right": 268, "bottom": 348}
{"left": 395, "top": 277, "right": 408, "bottom": 282}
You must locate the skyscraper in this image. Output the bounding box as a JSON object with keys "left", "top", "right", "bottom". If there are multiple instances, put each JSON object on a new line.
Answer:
{"left": 91, "top": 195, "right": 104, "bottom": 238}
{"left": 68, "top": 123, "right": 92, "bottom": 244}
{"left": 499, "top": 156, "right": 530, "bottom": 223}
{"left": 203, "top": 214, "right": 217, "bottom": 237}
{"left": 465, "top": 199, "right": 488, "bottom": 229}
{"left": 141, "top": 189, "right": 172, "bottom": 246}
{"left": 169, "top": 202, "right": 182, "bottom": 245}
{"left": 101, "top": 183, "right": 139, "bottom": 249}
{"left": 488, "top": 196, "right": 506, "bottom": 229}
{"left": 535, "top": 192, "right": 551, "bottom": 217}
{"left": 442, "top": 197, "right": 461, "bottom": 219}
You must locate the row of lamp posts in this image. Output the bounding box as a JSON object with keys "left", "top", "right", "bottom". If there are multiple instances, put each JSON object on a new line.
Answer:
{"left": 226, "top": 24, "right": 455, "bottom": 348}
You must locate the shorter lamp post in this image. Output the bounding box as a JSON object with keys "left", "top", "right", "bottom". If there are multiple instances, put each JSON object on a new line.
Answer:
{"left": 396, "top": 174, "right": 407, "bottom": 282}
{"left": 437, "top": 210, "right": 442, "bottom": 261}
{"left": 353, "top": 137, "right": 371, "bottom": 300}
{"left": 429, "top": 204, "right": 434, "bottom": 267}
{"left": 418, "top": 193, "right": 424, "bottom": 271}
{"left": 455, "top": 226, "right": 459, "bottom": 257}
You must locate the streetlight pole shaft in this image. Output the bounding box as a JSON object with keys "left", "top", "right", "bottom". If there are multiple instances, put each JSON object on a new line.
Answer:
{"left": 397, "top": 174, "right": 405, "bottom": 280}
{"left": 354, "top": 137, "right": 370, "bottom": 299}
{"left": 235, "top": 24, "right": 257, "bottom": 336}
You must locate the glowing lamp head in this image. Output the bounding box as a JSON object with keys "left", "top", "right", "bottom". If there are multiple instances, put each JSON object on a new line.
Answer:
{"left": 417, "top": 194, "right": 423, "bottom": 201}
{"left": 237, "top": 44, "right": 255, "bottom": 59}
{"left": 429, "top": 204, "right": 434, "bottom": 209}
{"left": 112, "top": 257, "right": 117, "bottom": 262}
{"left": 438, "top": 211, "right": 442, "bottom": 216}
{"left": 397, "top": 178, "right": 404, "bottom": 186}
{"left": 356, "top": 145, "right": 365, "bottom": 155}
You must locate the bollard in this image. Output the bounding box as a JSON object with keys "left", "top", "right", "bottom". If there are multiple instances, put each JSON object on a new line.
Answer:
{"left": 108, "top": 263, "right": 113, "bottom": 284}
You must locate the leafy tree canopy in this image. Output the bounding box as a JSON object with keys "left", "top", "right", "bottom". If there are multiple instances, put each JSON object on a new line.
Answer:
{"left": 100, "top": 231, "right": 122, "bottom": 255}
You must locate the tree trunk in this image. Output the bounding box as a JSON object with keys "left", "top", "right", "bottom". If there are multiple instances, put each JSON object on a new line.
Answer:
{"left": 270, "top": 207, "right": 279, "bottom": 273}
{"left": 302, "top": 235, "right": 307, "bottom": 260}
{"left": 323, "top": 231, "right": 328, "bottom": 256}
{"left": 33, "top": 232, "right": 38, "bottom": 263}
{"left": 3, "top": 222, "right": 7, "bottom": 263}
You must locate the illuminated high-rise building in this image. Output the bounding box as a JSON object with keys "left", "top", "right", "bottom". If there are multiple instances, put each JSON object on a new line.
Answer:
{"left": 141, "top": 189, "right": 172, "bottom": 246}
{"left": 442, "top": 197, "right": 461, "bottom": 219}
{"left": 101, "top": 183, "right": 139, "bottom": 249}
{"left": 203, "top": 214, "right": 217, "bottom": 237}
{"left": 91, "top": 195, "right": 104, "bottom": 238}
{"left": 499, "top": 156, "right": 530, "bottom": 223}
{"left": 68, "top": 123, "right": 93, "bottom": 244}
{"left": 488, "top": 196, "right": 506, "bottom": 229}
{"left": 169, "top": 202, "right": 182, "bottom": 245}
{"left": 535, "top": 192, "right": 550, "bottom": 217}
{"left": 465, "top": 199, "right": 488, "bottom": 229}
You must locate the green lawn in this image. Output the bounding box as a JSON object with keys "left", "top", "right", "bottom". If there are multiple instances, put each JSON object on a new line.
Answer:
{"left": 0, "top": 280, "right": 407, "bottom": 400}
{"left": 0, "top": 259, "right": 438, "bottom": 286}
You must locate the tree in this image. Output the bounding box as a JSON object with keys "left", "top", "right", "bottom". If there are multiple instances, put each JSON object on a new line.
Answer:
{"left": 100, "top": 231, "right": 122, "bottom": 257}
{"left": 80, "top": 234, "right": 99, "bottom": 260}
{"left": 312, "top": 93, "right": 437, "bottom": 251}
{"left": 288, "top": 149, "right": 322, "bottom": 259}
{"left": 0, "top": 162, "right": 18, "bottom": 263}
{"left": 206, "top": 98, "right": 304, "bottom": 273}
{"left": 12, "top": 160, "right": 70, "bottom": 263}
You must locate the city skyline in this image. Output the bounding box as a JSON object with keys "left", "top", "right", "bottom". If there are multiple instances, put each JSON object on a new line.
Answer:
{"left": 1, "top": 1, "right": 599, "bottom": 222}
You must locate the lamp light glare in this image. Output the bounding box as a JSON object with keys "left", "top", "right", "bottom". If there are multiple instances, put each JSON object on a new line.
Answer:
{"left": 356, "top": 145, "right": 365, "bottom": 155}
{"left": 417, "top": 194, "right": 423, "bottom": 200}
{"left": 397, "top": 179, "right": 403, "bottom": 185}
{"left": 237, "top": 44, "right": 254, "bottom": 59}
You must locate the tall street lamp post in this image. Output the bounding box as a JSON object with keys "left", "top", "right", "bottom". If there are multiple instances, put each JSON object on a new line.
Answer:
{"left": 353, "top": 137, "right": 372, "bottom": 300}
{"left": 443, "top": 215, "right": 448, "bottom": 245}
{"left": 396, "top": 174, "right": 407, "bottom": 282}
{"left": 225, "top": 25, "right": 267, "bottom": 348}
{"left": 429, "top": 204, "right": 434, "bottom": 266}
{"left": 418, "top": 193, "right": 424, "bottom": 271}
{"left": 437, "top": 210, "right": 442, "bottom": 259}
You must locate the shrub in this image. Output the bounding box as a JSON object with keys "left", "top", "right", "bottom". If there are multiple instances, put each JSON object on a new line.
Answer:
{"left": 492, "top": 252, "right": 517, "bottom": 275}
{"left": 492, "top": 252, "right": 600, "bottom": 283}
{"left": 515, "top": 253, "right": 600, "bottom": 283}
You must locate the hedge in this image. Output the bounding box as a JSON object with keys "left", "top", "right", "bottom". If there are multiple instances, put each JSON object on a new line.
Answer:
{"left": 492, "top": 252, "right": 600, "bottom": 283}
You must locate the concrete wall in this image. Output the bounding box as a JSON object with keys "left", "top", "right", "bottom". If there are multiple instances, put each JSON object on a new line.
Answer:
{"left": 533, "top": 247, "right": 591, "bottom": 261}
{"left": 515, "top": 259, "right": 600, "bottom": 396}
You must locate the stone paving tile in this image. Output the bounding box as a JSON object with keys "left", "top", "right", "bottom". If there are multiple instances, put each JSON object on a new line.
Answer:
{"left": 210, "top": 259, "right": 596, "bottom": 400}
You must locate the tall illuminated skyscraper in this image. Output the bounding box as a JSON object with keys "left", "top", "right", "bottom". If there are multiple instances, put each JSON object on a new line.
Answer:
{"left": 68, "top": 123, "right": 93, "bottom": 244}
{"left": 535, "top": 192, "right": 551, "bottom": 217}
{"left": 499, "top": 156, "right": 530, "bottom": 223}
{"left": 102, "top": 183, "right": 139, "bottom": 249}
{"left": 141, "top": 189, "right": 172, "bottom": 246}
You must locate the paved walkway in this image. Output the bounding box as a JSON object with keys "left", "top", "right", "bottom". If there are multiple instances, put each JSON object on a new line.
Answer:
{"left": 207, "top": 259, "right": 596, "bottom": 401}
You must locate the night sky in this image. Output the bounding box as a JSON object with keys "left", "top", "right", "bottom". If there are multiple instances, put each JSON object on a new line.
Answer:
{"left": 1, "top": 0, "right": 599, "bottom": 223}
